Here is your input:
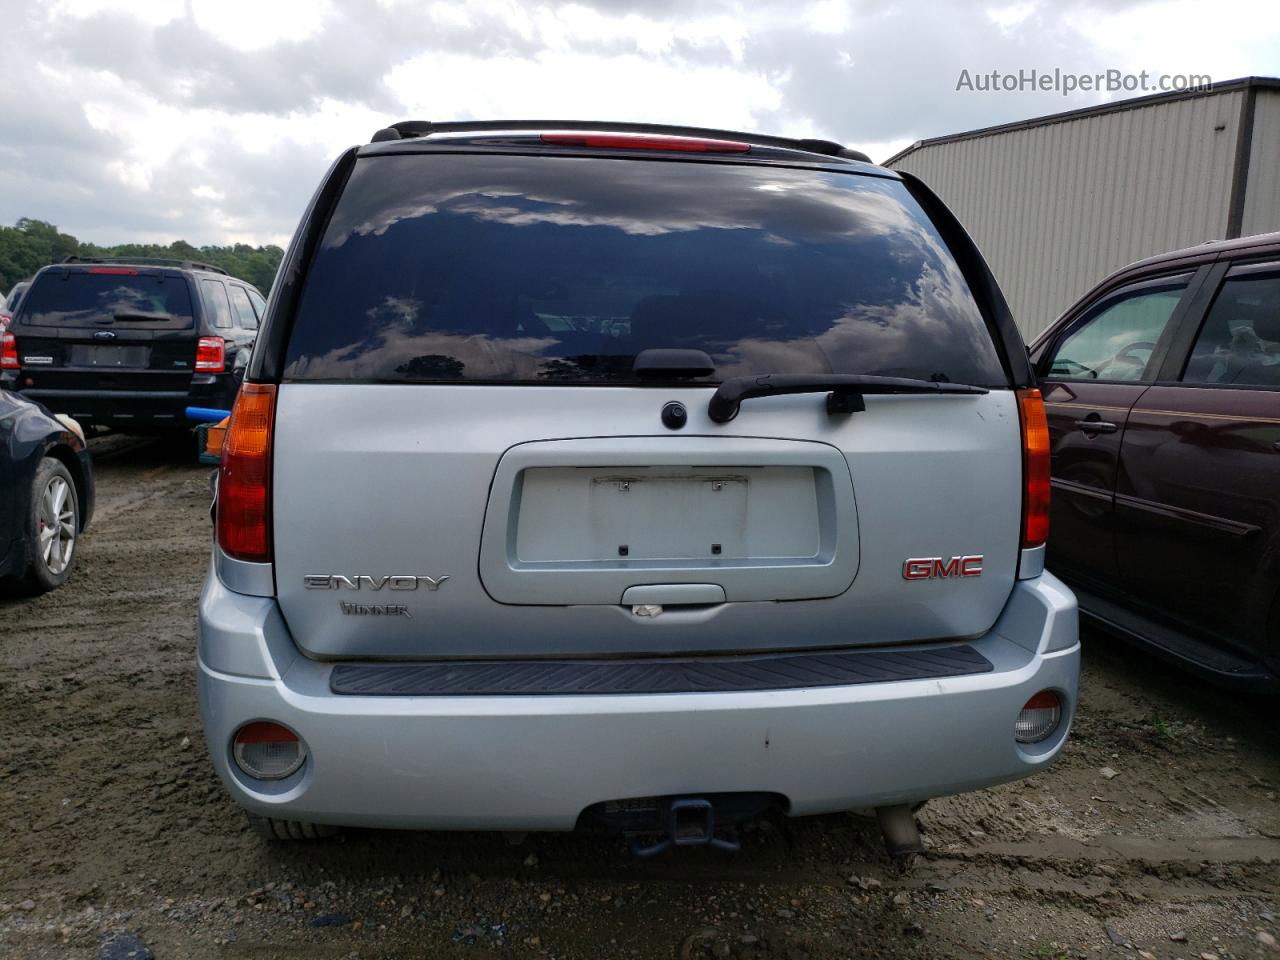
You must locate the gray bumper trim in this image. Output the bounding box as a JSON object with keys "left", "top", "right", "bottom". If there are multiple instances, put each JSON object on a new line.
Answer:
{"left": 329, "top": 643, "right": 992, "bottom": 696}
{"left": 21, "top": 388, "right": 190, "bottom": 400}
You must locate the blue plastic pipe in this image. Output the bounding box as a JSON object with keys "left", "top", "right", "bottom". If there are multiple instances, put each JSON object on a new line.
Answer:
{"left": 186, "top": 406, "right": 232, "bottom": 423}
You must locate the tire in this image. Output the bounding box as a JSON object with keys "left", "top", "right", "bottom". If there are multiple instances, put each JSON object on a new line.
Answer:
{"left": 19, "top": 458, "right": 80, "bottom": 595}
{"left": 245, "top": 812, "right": 340, "bottom": 841}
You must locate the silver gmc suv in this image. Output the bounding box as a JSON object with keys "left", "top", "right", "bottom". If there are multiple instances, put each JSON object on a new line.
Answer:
{"left": 198, "top": 120, "right": 1079, "bottom": 854}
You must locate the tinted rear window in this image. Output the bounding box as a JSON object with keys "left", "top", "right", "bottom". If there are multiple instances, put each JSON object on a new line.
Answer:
{"left": 20, "top": 271, "right": 194, "bottom": 330}
{"left": 284, "top": 155, "right": 1006, "bottom": 385}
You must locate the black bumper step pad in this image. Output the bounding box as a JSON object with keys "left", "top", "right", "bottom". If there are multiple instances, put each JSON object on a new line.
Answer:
{"left": 329, "top": 643, "right": 992, "bottom": 696}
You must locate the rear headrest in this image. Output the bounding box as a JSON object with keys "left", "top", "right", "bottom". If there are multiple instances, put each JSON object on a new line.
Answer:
{"left": 1216, "top": 292, "right": 1280, "bottom": 344}
{"left": 1251, "top": 300, "right": 1280, "bottom": 342}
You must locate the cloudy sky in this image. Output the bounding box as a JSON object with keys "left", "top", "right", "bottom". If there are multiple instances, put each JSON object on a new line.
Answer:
{"left": 1, "top": 0, "right": 1277, "bottom": 247}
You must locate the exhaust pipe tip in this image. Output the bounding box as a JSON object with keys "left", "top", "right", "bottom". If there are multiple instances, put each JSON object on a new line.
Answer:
{"left": 875, "top": 804, "right": 924, "bottom": 860}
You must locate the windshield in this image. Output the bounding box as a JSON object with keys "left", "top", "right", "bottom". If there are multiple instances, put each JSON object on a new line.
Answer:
{"left": 19, "top": 271, "right": 195, "bottom": 330}
{"left": 284, "top": 154, "right": 1007, "bottom": 386}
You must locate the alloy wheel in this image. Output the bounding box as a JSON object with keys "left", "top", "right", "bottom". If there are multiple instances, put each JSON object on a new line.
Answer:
{"left": 38, "top": 474, "right": 76, "bottom": 576}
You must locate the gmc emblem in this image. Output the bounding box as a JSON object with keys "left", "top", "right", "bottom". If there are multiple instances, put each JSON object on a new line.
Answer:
{"left": 902, "top": 555, "right": 984, "bottom": 580}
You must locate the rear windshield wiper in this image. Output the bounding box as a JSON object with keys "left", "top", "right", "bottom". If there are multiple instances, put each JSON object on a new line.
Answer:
{"left": 708, "top": 374, "right": 989, "bottom": 423}
{"left": 111, "top": 311, "right": 173, "bottom": 322}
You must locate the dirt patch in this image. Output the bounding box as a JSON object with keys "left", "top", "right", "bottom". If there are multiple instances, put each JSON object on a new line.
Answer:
{"left": 2, "top": 435, "right": 1277, "bottom": 959}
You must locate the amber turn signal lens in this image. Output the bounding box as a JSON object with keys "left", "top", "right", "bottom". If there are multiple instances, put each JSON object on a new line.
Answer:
{"left": 1017, "top": 387, "right": 1051, "bottom": 549}
{"left": 216, "top": 383, "right": 276, "bottom": 562}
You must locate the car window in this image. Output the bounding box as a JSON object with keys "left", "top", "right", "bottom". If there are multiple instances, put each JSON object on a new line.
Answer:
{"left": 283, "top": 154, "right": 1008, "bottom": 386}
{"left": 5, "top": 282, "right": 28, "bottom": 312}
{"left": 247, "top": 289, "right": 267, "bottom": 320}
{"left": 1182, "top": 265, "right": 1280, "bottom": 388}
{"left": 18, "top": 271, "right": 195, "bottom": 330}
{"left": 1047, "top": 277, "right": 1189, "bottom": 381}
{"left": 228, "top": 285, "right": 258, "bottom": 330}
{"left": 201, "top": 279, "right": 233, "bottom": 330}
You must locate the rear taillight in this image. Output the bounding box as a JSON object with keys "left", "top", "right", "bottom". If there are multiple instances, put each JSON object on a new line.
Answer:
{"left": 217, "top": 382, "right": 276, "bottom": 562}
{"left": 232, "top": 721, "right": 306, "bottom": 779}
{"left": 1014, "top": 690, "right": 1062, "bottom": 743}
{"left": 0, "top": 331, "right": 17, "bottom": 369}
{"left": 1017, "top": 387, "right": 1051, "bottom": 549}
{"left": 195, "top": 336, "right": 226, "bottom": 373}
{"left": 539, "top": 132, "right": 751, "bottom": 153}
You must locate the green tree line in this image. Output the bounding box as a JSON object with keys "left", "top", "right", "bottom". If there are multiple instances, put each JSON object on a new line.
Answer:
{"left": 0, "top": 218, "right": 284, "bottom": 297}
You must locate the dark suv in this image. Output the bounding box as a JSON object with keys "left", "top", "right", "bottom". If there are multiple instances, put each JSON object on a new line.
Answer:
{"left": 1030, "top": 231, "right": 1280, "bottom": 689}
{"left": 1, "top": 258, "right": 266, "bottom": 432}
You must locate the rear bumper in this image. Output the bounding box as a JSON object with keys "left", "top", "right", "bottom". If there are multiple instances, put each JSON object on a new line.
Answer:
{"left": 9, "top": 376, "right": 235, "bottom": 428}
{"left": 197, "top": 571, "right": 1079, "bottom": 831}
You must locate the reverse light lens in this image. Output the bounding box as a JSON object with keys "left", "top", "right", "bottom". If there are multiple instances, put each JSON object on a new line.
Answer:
{"left": 1017, "top": 387, "right": 1051, "bottom": 549}
{"left": 0, "top": 331, "right": 17, "bottom": 369}
{"left": 195, "top": 336, "right": 226, "bottom": 373}
{"left": 233, "top": 722, "right": 306, "bottom": 780}
{"left": 1014, "top": 690, "right": 1062, "bottom": 743}
{"left": 216, "top": 382, "right": 276, "bottom": 562}
{"left": 539, "top": 132, "right": 751, "bottom": 153}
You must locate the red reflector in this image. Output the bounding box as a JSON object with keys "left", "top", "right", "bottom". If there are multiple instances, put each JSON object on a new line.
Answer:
{"left": 0, "top": 331, "right": 17, "bottom": 369}
{"left": 1017, "top": 388, "right": 1051, "bottom": 549}
{"left": 87, "top": 266, "right": 139, "bottom": 275}
{"left": 1022, "top": 690, "right": 1059, "bottom": 710}
{"left": 195, "top": 336, "right": 226, "bottom": 373}
{"left": 1015, "top": 689, "right": 1063, "bottom": 743}
{"left": 217, "top": 383, "right": 276, "bottom": 563}
{"left": 539, "top": 132, "right": 751, "bottom": 153}
{"left": 232, "top": 721, "right": 305, "bottom": 779}
{"left": 234, "top": 721, "right": 299, "bottom": 745}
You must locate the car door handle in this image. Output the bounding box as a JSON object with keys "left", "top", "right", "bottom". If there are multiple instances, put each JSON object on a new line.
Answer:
{"left": 1075, "top": 418, "right": 1118, "bottom": 435}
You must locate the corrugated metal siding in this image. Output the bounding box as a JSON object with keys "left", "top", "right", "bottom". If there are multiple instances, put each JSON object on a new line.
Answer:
{"left": 890, "top": 90, "right": 1243, "bottom": 338}
{"left": 1241, "top": 90, "right": 1280, "bottom": 238}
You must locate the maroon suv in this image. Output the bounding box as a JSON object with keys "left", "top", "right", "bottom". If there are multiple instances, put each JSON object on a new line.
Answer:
{"left": 1030, "top": 232, "right": 1280, "bottom": 690}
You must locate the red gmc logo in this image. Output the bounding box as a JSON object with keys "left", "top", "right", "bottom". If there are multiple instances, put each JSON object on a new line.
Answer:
{"left": 902, "top": 555, "right": 984, "bottom": 580}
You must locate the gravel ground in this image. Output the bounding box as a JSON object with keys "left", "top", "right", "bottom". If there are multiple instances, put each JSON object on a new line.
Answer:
{"left": 2, "top": 434, "right": 1278, "bottom": 960}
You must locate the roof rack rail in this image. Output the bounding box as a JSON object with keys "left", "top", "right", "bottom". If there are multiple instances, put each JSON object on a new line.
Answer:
{"left": 61, "top": 255, "right": 229, "bottom": 276}
{"left": 369, "top": 119, "right": 873, "bottom": 164}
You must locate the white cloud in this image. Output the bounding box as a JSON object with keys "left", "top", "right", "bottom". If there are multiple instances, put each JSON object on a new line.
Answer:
{"left": 0, "top": 0, "right": 1275, "bottom": 249}
{"left": 987, "top": 2, "right": 1036, "bottom": 32}
{"left": 804, "top": 0, "right": 851, "bottom": 34}
{"left": 387, "top": 50, "right": 782, "bottom": 131}
{"left": 189, "top": 0, "right": 338, "bottom": 50}
{"left": 49, "top": 0, "right": 182, "bottom": 21}
{"left": 1066, "top": 0, "right": 1280, "bottom": 84}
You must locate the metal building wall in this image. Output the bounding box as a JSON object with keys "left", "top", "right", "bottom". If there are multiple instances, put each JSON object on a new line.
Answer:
{"left": 1241, "top": 89, "right": 1280, "bottom": 238}
{"left": 889, "top": 90, "right": 1245, "bottom": 339}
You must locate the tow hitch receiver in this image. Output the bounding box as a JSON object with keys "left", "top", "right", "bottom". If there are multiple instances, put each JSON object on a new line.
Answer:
{"left": 632, "top": 798, "right": 741, "bottom": 857}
